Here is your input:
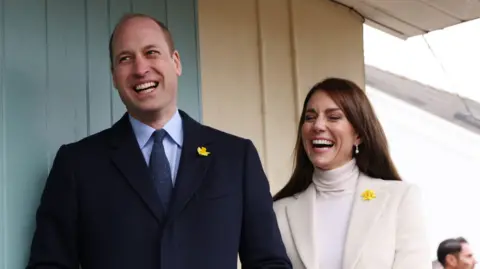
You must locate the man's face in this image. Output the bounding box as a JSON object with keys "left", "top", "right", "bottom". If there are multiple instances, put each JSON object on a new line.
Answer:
{"left": 447, "top": 243, "right": 477, "bottom": 269}
{"left": 111, "top": 16, "right": 182, "bottom": 119}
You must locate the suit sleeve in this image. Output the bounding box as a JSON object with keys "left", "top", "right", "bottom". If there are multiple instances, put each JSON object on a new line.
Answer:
{"left": 392, "top": 184, "right": 431, "bottom": 269}
{"left": 26, "top": 145, "right": 79, "bottom": 269}
{"left": 238, "top": 140, "right": 292, "bottom": 269}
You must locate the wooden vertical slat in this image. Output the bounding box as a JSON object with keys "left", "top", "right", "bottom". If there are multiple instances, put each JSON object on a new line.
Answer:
{"left": 167, "top": 0, "right": 202, "bottom": 122}
{"left": 0, "top": 0, "right": 201, "bottom": 267}
{"left": 86, "top": 0, "right": 111, "bottom": 134}
{"left": 109, "top": 0, "right": 132, "bottom": 124}
{"left": 3, "top": 0, "right": 48, "bottom": 267}
{"left": 0, "top": 0, "right": 6, "bottom": 267}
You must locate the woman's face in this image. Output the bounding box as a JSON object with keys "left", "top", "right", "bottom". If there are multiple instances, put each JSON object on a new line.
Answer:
{"left": 301, "top": 90, "right": 360, "bottom": 170}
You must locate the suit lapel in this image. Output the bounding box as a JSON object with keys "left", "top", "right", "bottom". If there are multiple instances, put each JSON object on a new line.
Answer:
{"left": 286, "top": 184, "right": 317, "bottom": 269}
{"left": 342, "top": 175, "right": 390, "bottom": 269}
{"left": 166, "top": 111, "right": 213, "bottom": 223}
{"left": 109, "top": 113, "right": 165, "bottom": 224}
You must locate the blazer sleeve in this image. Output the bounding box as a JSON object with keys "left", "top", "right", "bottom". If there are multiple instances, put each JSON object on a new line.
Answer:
{"left": 26, "top": 145, "right": 79, "bottom": 269}
{"left": 238, "top": 140, "right": 292, "bottom": 269}
{"left": 392, "top": 184, "right": 431, "bottom": 269}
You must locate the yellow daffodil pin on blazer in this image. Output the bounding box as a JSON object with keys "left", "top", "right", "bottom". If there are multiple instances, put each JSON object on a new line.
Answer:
{"left": 197, "top": 146, "right": 210, "bottom": 157}
{"left": 361, "top": 189, "right": 376, "bottom": 201}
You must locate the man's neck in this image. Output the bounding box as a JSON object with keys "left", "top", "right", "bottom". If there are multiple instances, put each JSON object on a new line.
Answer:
{"left": 129, "top": 107, "right": 177, "bottom": 130}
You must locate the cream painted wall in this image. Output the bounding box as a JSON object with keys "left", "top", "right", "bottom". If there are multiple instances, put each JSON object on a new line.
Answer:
{"left": 197, "top": 0, "right": 365, "bottom": 194}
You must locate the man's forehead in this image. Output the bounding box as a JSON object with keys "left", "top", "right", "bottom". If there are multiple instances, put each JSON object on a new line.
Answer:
{"left": 115, "top": 17, "right": 163, "bottom": 37}
{"left": 112, "top": 17, "right": 167, "bottom": 51}
{"left": 461, "top": 243, "right": 473, "bottom": 254}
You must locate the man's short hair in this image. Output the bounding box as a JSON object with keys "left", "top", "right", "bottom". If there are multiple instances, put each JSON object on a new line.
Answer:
{"left": 108, "top": 13, "right": 175, "bottom": 67}
{"left": 437, "top": 237, "right": 468, "bottom": 266}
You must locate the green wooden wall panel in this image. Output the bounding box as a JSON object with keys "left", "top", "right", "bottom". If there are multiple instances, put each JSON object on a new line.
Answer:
{"left": 3, "top": 0, "right": 49, "bottom": 268}
{"left": 108, "top": 0, "right": 133, "bottom": 123}
{"left": 0, "top": 0, "right": 5, "bottom": 268}
{"left": 86, "top": 0, "right": 112, "bottom": 134}
{"left": 46, "top": 0, "right": 89, "bottom": 157}
{"left": 133, "top": 0, "right": 167, "bottom": 22}
{"left": 167, "top": 0, "right": 202, "bottom": 121}
{"left": 0, "top": 0, "right": 201, "bottom": 268}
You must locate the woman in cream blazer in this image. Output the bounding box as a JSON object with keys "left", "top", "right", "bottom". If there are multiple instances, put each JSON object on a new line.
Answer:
{"left": 273, "top": 78, "right": 431, "bottom": 269}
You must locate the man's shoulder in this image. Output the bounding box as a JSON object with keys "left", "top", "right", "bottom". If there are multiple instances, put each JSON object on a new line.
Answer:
{"left": 60, "top": 127, "right": 112, "bottom": 154}
{"left": 194, "top": 123, "right": 261, "bottom": 161}
{"left": 200, "top": 123, "right": 249, "bottom": 145}
{"left": 46, "top": 127, "right": 113, "bottom": 171}
{"left": 180, "top": 110, "right": 252, "bottom": 147}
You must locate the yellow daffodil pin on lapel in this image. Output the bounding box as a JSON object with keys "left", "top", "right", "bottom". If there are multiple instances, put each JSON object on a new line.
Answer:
{"left": 197, "top": 146, "right": 210, "bottom": 157}
{"left": 361, "top": 189, "right": 376, "bottom": 201}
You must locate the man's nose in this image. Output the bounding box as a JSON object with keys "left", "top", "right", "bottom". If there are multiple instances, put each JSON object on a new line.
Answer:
{"left": 133, "top": 57, "right": 149, "bottom": 76}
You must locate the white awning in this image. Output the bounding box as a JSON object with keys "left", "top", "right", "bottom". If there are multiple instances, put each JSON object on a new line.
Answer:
{"left": 332, "top": 0, "right": 480, "bottom": 39}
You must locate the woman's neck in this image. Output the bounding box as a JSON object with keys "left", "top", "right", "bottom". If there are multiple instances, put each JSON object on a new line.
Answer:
{"left": 312, "top": 159, "right": 359, "bottom": 195}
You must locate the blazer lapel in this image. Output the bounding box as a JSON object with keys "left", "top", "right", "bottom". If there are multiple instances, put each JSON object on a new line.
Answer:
{"left": 342, "top": 175, "right": 390, "bottom": 269}
{"left": 286, "top": 184, "right": 317, "bottom": 269}
{"left": 166, "top": 111, "right": 213, "bottom": 223}
{"left": 109, "top": 113, "right": 165, "bottom": 224}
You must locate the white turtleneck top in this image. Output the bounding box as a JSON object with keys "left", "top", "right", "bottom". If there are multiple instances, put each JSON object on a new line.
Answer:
{"left": 312, "top": 159, "right": 359, "bottom": 269}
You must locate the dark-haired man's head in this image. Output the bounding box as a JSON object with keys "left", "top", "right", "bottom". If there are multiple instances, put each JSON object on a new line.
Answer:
{"left": 108, "top": 13, "right": 182, "bottom": 127}
{"left": 437, "top": 237, "right": 476, "bottom": 269}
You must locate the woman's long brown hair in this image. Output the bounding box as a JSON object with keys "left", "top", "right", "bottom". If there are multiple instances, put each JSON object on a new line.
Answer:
{"left": 273, "top": 77, "right": 401, "bottom": 201}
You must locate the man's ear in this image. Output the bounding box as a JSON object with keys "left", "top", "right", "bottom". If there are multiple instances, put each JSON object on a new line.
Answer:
{"left": 111, "top": 67, "right": 118, "bottom": 90}
{"left": 446, "top": 253, "right": 458, "bottom": 266}
{"left": 172, "top": 50, "right": 182, "bottom": 76}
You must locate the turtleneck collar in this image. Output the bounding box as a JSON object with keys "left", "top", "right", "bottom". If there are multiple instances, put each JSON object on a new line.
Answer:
{"left": 312, "top": 158, "right": 359, "bottom": 195}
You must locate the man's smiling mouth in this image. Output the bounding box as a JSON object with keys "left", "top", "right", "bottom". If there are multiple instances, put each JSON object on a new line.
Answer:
{"left": 134, "top": 81, "right": 159, "bottom": 92}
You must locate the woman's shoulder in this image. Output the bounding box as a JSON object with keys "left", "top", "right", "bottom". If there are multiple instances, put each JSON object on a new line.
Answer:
{"left": 360, "top": 173, "right": 422, "bottom": 201}
{"left": 273, "top": 183, "right": 315, "bottom": 208}
{"left": 272, "top": 189, "right": 309, "bottom": 215}
{"left": 273, "top": 195, "right": 296, "bottom": 210}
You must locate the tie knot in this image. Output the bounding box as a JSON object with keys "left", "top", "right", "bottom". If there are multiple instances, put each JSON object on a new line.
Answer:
{"left": 153, "top": 129, "right": 167, "bottom": 143}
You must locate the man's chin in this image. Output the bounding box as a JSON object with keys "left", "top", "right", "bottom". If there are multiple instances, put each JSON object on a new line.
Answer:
{"left": 131, "top": 104, "right": 177, "bottom": 117}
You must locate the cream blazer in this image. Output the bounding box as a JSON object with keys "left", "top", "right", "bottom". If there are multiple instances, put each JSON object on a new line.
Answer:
{"left": 273, "top": 173, "right": 431, "bottom": 269}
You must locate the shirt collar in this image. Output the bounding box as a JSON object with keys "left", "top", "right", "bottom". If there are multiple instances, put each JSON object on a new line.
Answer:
{"left": 128, "top": 109, "right": 184, "bottom": 149}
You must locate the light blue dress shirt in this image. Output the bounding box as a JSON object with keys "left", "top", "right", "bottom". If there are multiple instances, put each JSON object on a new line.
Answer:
{"left": 128, "top": 110, "right": 183, "bottom": 185}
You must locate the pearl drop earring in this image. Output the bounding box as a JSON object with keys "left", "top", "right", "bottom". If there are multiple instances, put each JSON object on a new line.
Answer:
{"left": 355, "top": 144, "right": 359, "bottom": 154}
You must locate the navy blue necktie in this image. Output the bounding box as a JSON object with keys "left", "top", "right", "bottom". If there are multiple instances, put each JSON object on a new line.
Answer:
{"left": 149, "top": 129, "right": 173, "bottom": 211}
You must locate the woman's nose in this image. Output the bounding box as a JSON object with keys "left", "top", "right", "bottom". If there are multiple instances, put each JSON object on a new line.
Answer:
{"left": 313, "top": 118, "right": 326, "bottom": 132}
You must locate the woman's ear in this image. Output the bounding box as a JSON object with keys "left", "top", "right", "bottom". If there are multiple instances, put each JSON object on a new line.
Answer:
{"left": 355, "top": 134, "right": 362, "bottom": 146}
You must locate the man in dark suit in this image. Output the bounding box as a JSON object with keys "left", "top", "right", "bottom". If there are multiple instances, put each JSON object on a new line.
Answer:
{"left": 26, "top": 13, "right": 291, "bottom": 269}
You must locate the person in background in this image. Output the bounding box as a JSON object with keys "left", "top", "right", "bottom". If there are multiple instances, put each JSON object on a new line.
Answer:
{"left": 272, "top": 77, "right": 431, "bottom": 269}
{"left": 437, "top": 237, "right": 476, "bottom": 269}
{"left": 26, "top": 13, "right": 291, "bottom": 269}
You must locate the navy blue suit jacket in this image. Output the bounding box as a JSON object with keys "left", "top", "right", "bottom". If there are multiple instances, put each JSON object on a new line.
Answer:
{"left": 26, "top": 111, "right": 291, "bottom": 269}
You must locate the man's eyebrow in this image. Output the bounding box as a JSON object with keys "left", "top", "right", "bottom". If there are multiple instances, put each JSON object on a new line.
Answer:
{"left": 143, "top": 44, "right": 158, "bottom": 50}
{"left": 115, "top": 49, "right": 132, "bottom": 58}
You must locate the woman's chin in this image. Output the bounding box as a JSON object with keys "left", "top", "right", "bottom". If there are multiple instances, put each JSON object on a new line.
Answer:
{"left": 312, "top": 160, "right": 334, "bottom": 171}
